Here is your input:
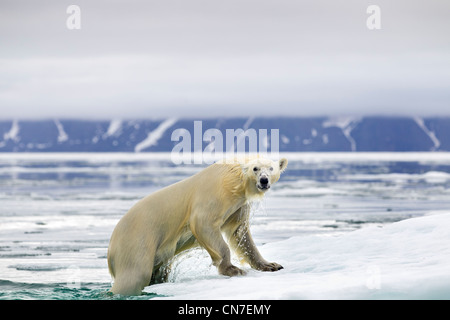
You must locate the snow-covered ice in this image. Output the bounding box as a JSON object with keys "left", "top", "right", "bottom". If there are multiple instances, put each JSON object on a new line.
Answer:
{"left": 149, "top": 212, "right": 450, "bottom": 299}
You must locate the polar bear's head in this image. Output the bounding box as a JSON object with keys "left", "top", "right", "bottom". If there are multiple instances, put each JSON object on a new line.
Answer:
{"left": 242, "top": 157, "right": 288, "bottom": 195}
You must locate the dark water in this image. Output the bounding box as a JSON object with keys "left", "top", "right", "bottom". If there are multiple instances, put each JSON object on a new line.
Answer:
{"left": 0, "top": 280, "right": 163, "bottom": 300}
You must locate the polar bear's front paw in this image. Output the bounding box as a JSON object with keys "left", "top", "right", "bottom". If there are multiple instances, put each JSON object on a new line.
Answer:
{"left": 219, "top": 264, "right": 246, "bottom": 277}
{"left": 256, "top": 261, "right": 284, "bottom": 272}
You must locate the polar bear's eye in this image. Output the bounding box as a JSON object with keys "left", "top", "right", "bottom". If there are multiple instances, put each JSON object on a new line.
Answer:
{"left": 269, "top": 167, "right": 273, "bottom": 171}
{"left": 253, "top": 167, "right": 259, "bottom": 172}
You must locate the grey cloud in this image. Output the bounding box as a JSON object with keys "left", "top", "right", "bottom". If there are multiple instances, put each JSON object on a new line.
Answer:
{"left": 0, "top": 0, "right": 449, "bottom": 119}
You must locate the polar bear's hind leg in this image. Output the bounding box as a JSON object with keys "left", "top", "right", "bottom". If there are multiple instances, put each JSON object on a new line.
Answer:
{"left": 109, "top": 249, "right": 155, "bottom": 296}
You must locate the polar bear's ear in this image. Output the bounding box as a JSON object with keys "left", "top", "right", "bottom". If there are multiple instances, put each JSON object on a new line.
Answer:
{"left": 240, "top": 163, "right": 250, "bottom": 175}
{"left": 279, "top": 158, "right": 288, "bottom": 173}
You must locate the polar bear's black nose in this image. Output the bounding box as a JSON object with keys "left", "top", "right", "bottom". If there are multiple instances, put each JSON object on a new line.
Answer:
{"left": 260, "top": 177, "right": 269, "bottom": 186}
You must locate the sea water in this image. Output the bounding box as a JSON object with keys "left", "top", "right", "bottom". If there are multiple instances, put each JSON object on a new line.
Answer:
{"left": 1, "top": 152, "right": 450, "bottom": 300}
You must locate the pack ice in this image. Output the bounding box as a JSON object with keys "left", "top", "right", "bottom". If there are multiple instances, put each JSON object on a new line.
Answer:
{"left": 148, "top": 212, "right": 450, "bottom": 299}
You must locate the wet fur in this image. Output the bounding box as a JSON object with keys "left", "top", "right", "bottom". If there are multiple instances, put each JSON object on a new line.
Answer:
{"left": 107, "top": 157, "right": 287, "bottom": 295}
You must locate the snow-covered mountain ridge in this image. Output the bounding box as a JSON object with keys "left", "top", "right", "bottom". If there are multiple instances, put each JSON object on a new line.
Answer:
{"left": 1, "top": 116, "right": 449, "bottom": 152}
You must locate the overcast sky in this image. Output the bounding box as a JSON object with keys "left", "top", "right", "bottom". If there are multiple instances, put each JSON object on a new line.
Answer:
{"left": 0, "top": 0, "right": 449, "bottom": 119}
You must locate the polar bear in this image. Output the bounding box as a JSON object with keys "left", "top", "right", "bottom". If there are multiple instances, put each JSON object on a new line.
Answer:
{"left": 107, "top": 156, "right": 288, "bottom": 295}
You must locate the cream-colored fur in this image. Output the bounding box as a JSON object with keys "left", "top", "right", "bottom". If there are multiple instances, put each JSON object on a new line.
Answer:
{"left": 107, "top": 156, "right": 288, "bottom": 295}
